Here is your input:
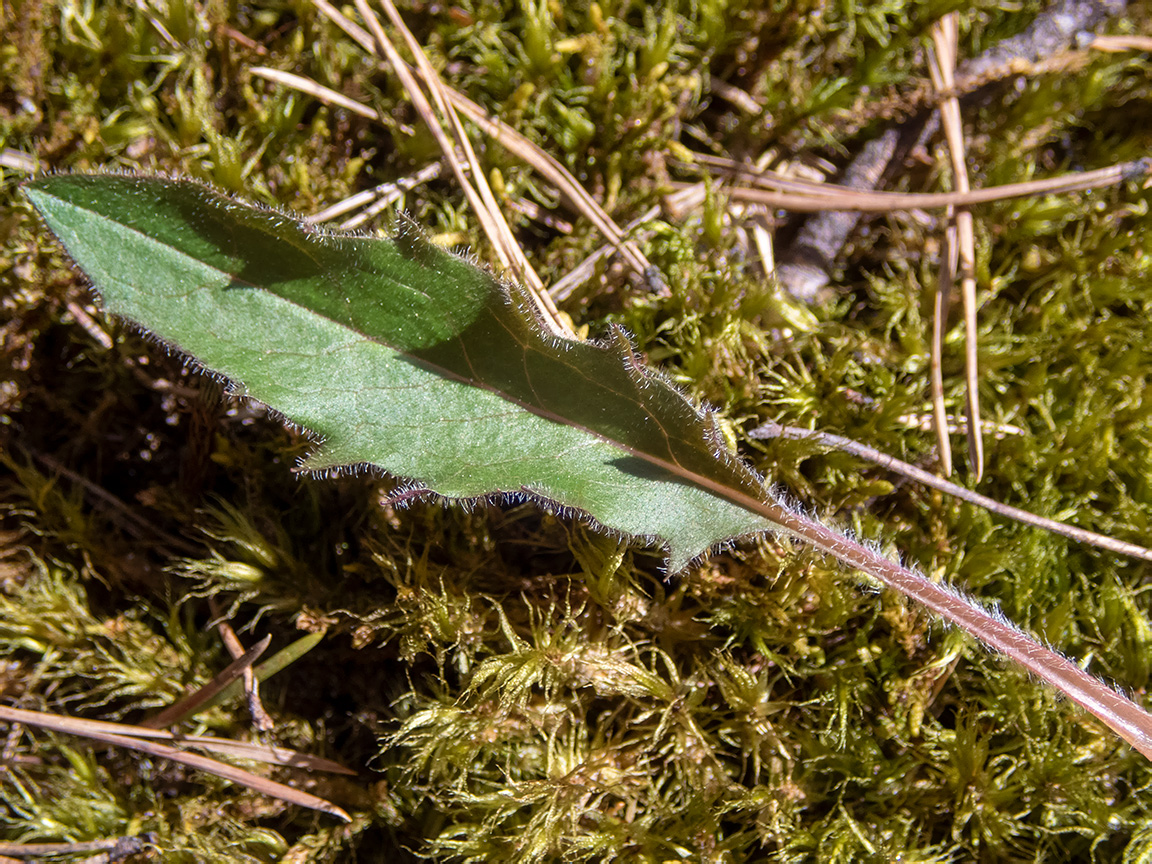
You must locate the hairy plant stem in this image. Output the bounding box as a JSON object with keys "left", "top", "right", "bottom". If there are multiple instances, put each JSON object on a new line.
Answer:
{"left": 527, "top": 412, "right": 1152, "bottom": 758}
{"left": 765, "top": 500, "right": 1152, "bottom": 760}
{"left": 603, "top": 437, "right": 1152, "bottom": 758}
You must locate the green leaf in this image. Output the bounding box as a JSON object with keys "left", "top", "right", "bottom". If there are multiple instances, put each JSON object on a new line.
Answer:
{"left": 24, "top": 173, "right": 777, "bottom": 571}
{"left": 25, "top": 173, "right": 1152, "bottom": 764}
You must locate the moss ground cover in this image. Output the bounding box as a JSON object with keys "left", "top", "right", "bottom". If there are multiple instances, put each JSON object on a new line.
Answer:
{"left": 3, "top": 1, "right": 1152, "bottom": 860}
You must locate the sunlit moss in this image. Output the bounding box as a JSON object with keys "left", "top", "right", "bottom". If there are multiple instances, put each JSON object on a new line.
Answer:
{"left": 2, "top": 0, "right": 1152, "bottom": 860}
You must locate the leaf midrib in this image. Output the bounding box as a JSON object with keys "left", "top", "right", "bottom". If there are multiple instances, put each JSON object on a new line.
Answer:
{"left": 78, "top": 194, "right": 779, "bottom": 524}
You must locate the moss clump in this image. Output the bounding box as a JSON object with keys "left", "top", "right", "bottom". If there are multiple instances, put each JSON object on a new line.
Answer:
{"left": 3, "top": 1, "right": 1152, "bottom": 861}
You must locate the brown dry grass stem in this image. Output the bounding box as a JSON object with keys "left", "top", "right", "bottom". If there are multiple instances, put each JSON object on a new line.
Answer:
{"left": 1090, "top": 34, "right": 1152, "bottom": 53}
{"left": 138, "top": 634, "right": 270, "bottom": 730}
{"left": 549, "top": 205, "right": 662, "bottom": 301}
{"left": 306, "top": 0, "right": 654, "bottom": 280}
{"left": 208, "top": 600, "right": 274, "bottom": 732}
{"left": 672, "top": 157, "right": 1148, "bottom": 213}
{"left": 930, "top": 222, "right": 958, "bottom": 477}
{"left": 307, "top": 162, "right": 443, "bottom": 227}
{"left": 375, "top": 0, "right": 526, "bottom": 272}
{"left": 751, "top": 422, "right": 1152, "bottom": 564}
{"left": 0, "top": 705, "right": 353, "bottom": 820}
{"left": 349, "top": 0, "right": 567, "bottom": 332}
{"left": 929, "top": 13, "right": 983, "bottom": 481}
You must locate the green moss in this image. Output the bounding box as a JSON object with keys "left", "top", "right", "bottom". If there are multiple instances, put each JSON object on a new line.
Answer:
{"left": 3, "top": 0, "right": 1152, "bottom": 860}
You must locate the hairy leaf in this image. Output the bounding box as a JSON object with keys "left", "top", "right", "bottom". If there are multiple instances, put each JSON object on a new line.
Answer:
{"left": 26, "top": 174, "right": 781, "bottom": 572}
{"left": 25, "top": 173, "right": 1152, "bottom": 762}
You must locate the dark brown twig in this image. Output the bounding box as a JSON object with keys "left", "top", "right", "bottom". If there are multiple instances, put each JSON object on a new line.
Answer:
{"left": 0, "top": 837, "right": 150, "bottom": 861}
